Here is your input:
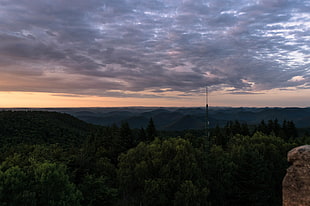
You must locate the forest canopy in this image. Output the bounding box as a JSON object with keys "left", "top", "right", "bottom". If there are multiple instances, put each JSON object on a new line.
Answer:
{"left": 0, "top": 110, "right": 308, "bottom": 205}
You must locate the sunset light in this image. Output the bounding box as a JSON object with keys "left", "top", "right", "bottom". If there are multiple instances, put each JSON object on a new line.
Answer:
{"left": 0, "top": 0, "right": 309, "bottom": 107}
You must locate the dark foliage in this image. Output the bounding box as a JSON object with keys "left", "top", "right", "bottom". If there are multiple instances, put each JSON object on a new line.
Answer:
{"left": 0, "top": 111, "right": 308, "bottom": 205}
{"left": 0, "top": 111, "right": 93, "bottom": 146}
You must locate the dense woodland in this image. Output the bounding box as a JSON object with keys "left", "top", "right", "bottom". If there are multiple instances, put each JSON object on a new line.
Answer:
{"left": 0, "top": 111, "right": 309, "bottom": 205}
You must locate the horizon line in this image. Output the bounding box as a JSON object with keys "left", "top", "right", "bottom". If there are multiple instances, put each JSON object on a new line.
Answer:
{"left": 1, "top": 106, "right": 309, "bottom": 109}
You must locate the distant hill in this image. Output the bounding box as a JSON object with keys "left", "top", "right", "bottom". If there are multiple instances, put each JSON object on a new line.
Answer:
{"left": 0, "top": 111, "right": 93, "bottom": 145}
{"left": 10, "top": 107, "right": 309, "bottom": 131}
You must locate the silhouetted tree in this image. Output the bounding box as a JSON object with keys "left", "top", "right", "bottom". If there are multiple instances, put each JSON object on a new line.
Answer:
{"left": 146, "top": 118, "right": 157, "bottom": 142}
{"left": 120, "top": 121, "right": 134, "bottom": 151}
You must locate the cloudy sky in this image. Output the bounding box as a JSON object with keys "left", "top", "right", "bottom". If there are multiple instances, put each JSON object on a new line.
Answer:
{"left": 0, "top": 0, "right": 309, "bottom": 107}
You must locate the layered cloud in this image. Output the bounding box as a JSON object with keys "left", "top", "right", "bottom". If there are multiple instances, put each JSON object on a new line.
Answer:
{"left": 0, "top": 0, "right": 309, "bottom": 98}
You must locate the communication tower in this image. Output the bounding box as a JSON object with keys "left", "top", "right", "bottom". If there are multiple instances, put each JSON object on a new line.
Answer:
{"left": 206, "top": 86, "right": 210, "bottom": 140}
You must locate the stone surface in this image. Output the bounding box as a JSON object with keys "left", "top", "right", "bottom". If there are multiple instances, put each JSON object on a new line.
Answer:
{"left": 283, "top": 145, "right": 310, "bottom": 206}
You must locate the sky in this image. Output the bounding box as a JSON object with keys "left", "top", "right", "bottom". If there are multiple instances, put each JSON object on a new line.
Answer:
{"left": 0, "top": 0, "right": 309, "bottom": 107}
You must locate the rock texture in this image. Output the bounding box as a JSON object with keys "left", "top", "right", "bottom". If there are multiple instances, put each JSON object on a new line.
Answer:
{"left": 283, "top": 145, "right": 310, "bottom": 206}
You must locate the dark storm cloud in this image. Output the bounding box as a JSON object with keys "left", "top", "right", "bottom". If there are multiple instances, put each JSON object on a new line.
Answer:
{"left": 0, "top": 0, "right": 309, "bottom": 97}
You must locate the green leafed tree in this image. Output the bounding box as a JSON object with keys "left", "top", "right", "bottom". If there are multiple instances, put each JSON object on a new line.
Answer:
{"left": 227, "top": 132, "right": 295, "bottom": 205}
{"left": 79, "top": 174, "right": 118, "bottom": 206}
{"left": 0, "top": 158, "right": 82, "bottom": 206}
{"left": 118, "top": 138, "right": 210, "bottom": 206}
{"left": 33, "top": 162, "right": 82, "bottom": 206}
{"left": 206, "top": 145, "right": 236, "bottom": 206}
{"left": 0, "top": 166, "right": 35, "bottom": 206}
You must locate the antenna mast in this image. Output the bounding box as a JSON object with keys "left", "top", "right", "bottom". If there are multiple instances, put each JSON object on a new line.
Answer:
{"left": 206, "top": 86, "right": 209, "bottom": 140}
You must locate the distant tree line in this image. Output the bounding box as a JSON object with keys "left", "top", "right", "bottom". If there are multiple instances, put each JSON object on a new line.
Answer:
{"left": 211, "top": 119, "right": 298, "bottom": 147}
{"left": 0, "top": 111, "right": 309, "bottom": 205}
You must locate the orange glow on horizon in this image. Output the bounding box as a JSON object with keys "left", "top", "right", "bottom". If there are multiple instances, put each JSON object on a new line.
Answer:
{"left": 0, "top": 92, "right": 203, "bottom": 108}
{"left": 0, "top": 89, "right": 309, "bottom": 108}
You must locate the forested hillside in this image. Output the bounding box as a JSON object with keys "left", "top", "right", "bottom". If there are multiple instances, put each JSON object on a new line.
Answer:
{"left": 0, "top": 111, "right": 93, "bottom": 145}
{"left": 31, "top": 107, "right": 310, "bottom": 130}
{"left": 0, "top": 111, "right": 309, "bottom": 205}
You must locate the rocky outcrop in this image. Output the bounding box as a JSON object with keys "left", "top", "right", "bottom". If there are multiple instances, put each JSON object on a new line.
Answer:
{"left": 283, "top": 145, "right": 310, "bottom": 206}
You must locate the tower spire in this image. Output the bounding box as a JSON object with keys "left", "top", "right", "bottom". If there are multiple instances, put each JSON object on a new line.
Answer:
{"left": 206, "top": 86, "right": 209, "bottom": 140}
